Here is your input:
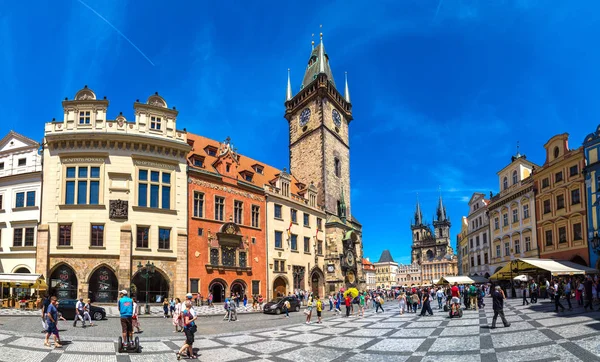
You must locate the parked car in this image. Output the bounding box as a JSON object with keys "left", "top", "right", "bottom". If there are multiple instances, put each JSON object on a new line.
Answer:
{"left": 263, "top": 296, "right": 301, "bottom": 315}
{"left": 57, "top": 299, "right": 106, "bottom": 321}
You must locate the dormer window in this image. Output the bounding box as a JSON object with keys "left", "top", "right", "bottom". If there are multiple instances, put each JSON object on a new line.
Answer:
{"left": 79, "top": 111, "right": 91, "bottom": 124}
{"left": 205, "top": 146, "right": 217, "bottom": 157}
{"left": 512, "top": 170, "right": 518, "bottom": 185}
{"left": 281, "top": 181, "right": 290, "bottom": 197}
{"left": 150, "top": 116, "right": 162, "bottom": 130}
{"left": 192, "top": 157, "right": 204, "bottom": 168}
{"left": 239, "top": 170, "right": 254, "bottom": 182}
{"left": 553, "top": 146, "right": 559, "bottom": 159}
{"left": 503, "top": 177, "right": 508, "bottom": 190}
{"left": 252, "top": 164, "right": 264, "bottom": 175}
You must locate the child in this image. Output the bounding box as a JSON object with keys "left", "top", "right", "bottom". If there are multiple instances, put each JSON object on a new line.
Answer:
{"left": 163, "top": 298, "right": 169, "bottom": 318}
{"left": 316, "top": 296, "right": 323, "bottom": 324}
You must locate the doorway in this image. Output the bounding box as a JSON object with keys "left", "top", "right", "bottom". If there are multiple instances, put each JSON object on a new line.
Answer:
{"left": 209, "top": 280, "right": 226, "bottom": 303}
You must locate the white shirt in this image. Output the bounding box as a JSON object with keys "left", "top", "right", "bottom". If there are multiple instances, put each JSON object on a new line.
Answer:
{"left": 76, "top": 300, "right": 84, "bottom": 311}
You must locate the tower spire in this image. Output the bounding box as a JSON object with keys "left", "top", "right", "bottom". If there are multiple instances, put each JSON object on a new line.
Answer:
{"left": 516, "top": 140, "right": 521, "bottom": 158}
{"left": 318, "top": 25, "right": 325, "bottom": 74}
{"left": 344, "top": 72, "right": 351, "bottom": 103}
{"left": 436, "top": 188, "right": 447, "bottom": 222}
{"left": 414, "top": 193, "right": 423, "bottom": 226}
{"left": 286, "top": 68, "right": 292, "bottom": 101}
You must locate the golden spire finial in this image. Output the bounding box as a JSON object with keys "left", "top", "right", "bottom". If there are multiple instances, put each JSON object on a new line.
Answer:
{"left": 320, "top": 24, "right": 323, "bottom": 40}
{"left": 311, "top": 33, "right": 315, "bottom": 50}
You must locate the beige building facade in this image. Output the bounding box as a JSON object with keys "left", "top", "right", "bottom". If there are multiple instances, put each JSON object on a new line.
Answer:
{"left": 374, "top": 250, "right": 398, "bottom": 289}
{"left": 265, "top": 170, "right": 327, "bottom": 298}
{"left": 488, "top": 151, "right": 539, "bottom": 274}
{"left": 0, "top": 131, "right": 42, "bottom": 282}
{"left": 36, "top": 86, "right": 190, "bottom": 303}
{"left": 466, "top": 193, "right": 492, "bottom": 277}
{"left": 457, "top": 216, "right": 469, "bottom": 275}
{"left": 396, "top": 263, "right": 422, "bottom": 286}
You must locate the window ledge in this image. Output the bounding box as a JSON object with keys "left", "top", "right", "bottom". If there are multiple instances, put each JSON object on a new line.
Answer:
{"left": 59, "top": 204, "right": 105, "bottom": 210}
{"left": 304, "top": 225, "right": 310, "bottom": 228}
{"left": 10, "top": 246, "right": 36, "bottom": 252}
{"left": 274, "top": 217, "right": 284, "bottom": 221}
{"left": 132, "top": 206, "right": 177, "bottom": 215}
{"left": 158, "top": 248, "right": 173, "bottom": 253}
{"left": 135, "top": 247, "right": 151, "bottom": 251}
{"left": 274, "top": 247, "right": 284, "bottom": 251}
{"left": 0, "top": 210, "right": 5, "bottom": 213}
{"left": 304, "top": 252, "right": 311, "bottom": 255}
{"left": 57, "top": 245, "right": 73, "bottom": 249}
{"left": 291, "top": 250, "right": 299, "bottom": 253}
{"left": 89, "top": 246, "right": 106, "bottom": 250}
{"left": 12, "top": 206, "right": 39, "bottom": 212}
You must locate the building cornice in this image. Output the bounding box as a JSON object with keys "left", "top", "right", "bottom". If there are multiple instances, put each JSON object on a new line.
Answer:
{"left": 488, "top": 185, "right": 534, "bottom": 211}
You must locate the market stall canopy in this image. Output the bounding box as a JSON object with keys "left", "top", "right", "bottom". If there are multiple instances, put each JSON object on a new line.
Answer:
{"left": 469, "top": 275, "right": 489, "bottom": 284}
{"left": 0, "top": 273, "right": 46, "bottom": 288}
{"left": 490, "top": 258, "right": 596, "bottom": 280}
{"left": 557, "top": 261, "right": 598, "bottom": 274}
{"left": 436, "top": 276, "right": 475, "bottom": 285}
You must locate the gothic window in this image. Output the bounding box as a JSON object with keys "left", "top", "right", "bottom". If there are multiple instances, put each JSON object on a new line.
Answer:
{"left": 239, "top": 251, "right": 247, "bottom": 268}
{"left": 512, "top": 170, "right": 518, "bottom": 185}
{"left": 415, "top": 232, "right": 419, "bottom": 241}
{"left": 334, "top": 158, "right": 341, "bottom": 177}
{"left": 503, "top": 177, "right": 508, "bottom": 190}
{"left": 439, "top": 228, "right": 443, "bottom": 237}
{"left": 210, "top": 249, "right": 219, "bottom": 265}
{"left": 222, "top": 247, "right": 236, "bottom": 266}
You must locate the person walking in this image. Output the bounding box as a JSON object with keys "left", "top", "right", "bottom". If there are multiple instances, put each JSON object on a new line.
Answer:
{"left": 490, "top": 286, "right": 511, "bottom": 329}
{"left": 305, "top": 295, "right": 314, "bottom": 324}
{"left": 173, "top": 297, "right": 183, "bottom": 332}
{"left": 83, "top": 299, "right": 95, "bottom": 327}
{"left": 73, "top": 297, "right": 86, "bottom": 328}
{"left": 358, "top": 292, "right": 365, "bottom": 317}
{"left": 132, "top": 297, "right": 141, "bottom": 333}
{"left": 530, "top": 281, "right": 538, "bottom": 304}
{"left": 328, "top": 295, "right": 333, "bottom": 311}
{"left": 345, "top": 294, "right": 352, "bottom": 317}
{"left": 554, "top": 279, "right": 566, "bottom": 313}
{"left": 118, "top": 290, "right": 134, "bottom": 348}
{"left": 419, "top": 289, "right": 433, "bottom": 317}
{"left": 176, "top": 300, "right": 198, "bottom": 360}
{"left": 169, "top": 298, "right": 176, "bottom": 317}
{"left": 375, "top": 294, "right": 385, "bottom": 313}
{"left": 44, "top": 296, "right": 63, "bottom": 348}
{"left": 436, "top": 288, "right": 444, "bottom": 309}
{"left": 229, "top": 297, "right": 238, "bottom": 321}
{"left": 522, "top": 285, "right": 529, "bottom": 306}
{"left": 397, "top": 292, "right": 407, "bottom": 315}
{"left": 410, "top": 292, "right": 419, "bottom": 313}
{"left": 282, "top": 298, "right": 290, "bottom": 318}
{"left": 41, "top": 294, "right": 50, "bottom": 333}
{"left": 163, "top": 298, "right": 170, "bottom": 318}
{"left": 208, "top": 293, "right": 213, "bottom": 307}
{"left": 334, "top": 295, "right": 341, "bottom": 315}
{"left": 564, "top": 278, "right": 573, "bottom": 311}
{"left": 584, "top": 276, "right": 594, "bottom": 311}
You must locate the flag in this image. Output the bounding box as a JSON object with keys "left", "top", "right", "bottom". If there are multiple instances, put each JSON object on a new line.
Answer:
{"left": 287, "top": 220, "right": 293, "bottom": 238}
{"left": 315, "top": 227, "right": 319, "bottom": 239}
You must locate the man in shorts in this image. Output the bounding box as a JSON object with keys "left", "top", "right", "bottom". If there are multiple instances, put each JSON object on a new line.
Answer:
{"left": 118, "top": 290, "right": 134, "bottom": 347}
{"left": 44, "top": 296, "right": 62, "bottom": 348}
{"left": 450, "top": 282, "right": 461, "bottom": 313}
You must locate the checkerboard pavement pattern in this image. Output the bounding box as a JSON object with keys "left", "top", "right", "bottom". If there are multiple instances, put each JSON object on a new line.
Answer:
{"left": 0, "top": 298, "right": 599, "bottom": 361}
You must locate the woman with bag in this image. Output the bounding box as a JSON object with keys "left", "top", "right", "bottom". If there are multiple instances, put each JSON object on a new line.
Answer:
{"left": 304, "top": 293, "right": 314, "bottom": 324}
{"left": 172, "top": 297, "right": 183, "bottom": 333}
{"left": 131, "top": 297, "right": 141, "bottom": 333}
{"left": 176, "top": 301, "right": 198, "bottom": 360}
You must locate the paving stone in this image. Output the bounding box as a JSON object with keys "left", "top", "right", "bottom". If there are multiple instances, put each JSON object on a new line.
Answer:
{"left": 346, "top": 328, "right": 393, "bottom": 337}
{"left": 317, "top": 336, "right": 373, "bottom": 349}
{"left": 241, "top": 340, "right": 298, "bottom": 354}
{"left": 494, "top": 344, "right": 580, "bottom": 362}
{"left": 428, "top": 336, "right": 479, "bottom": 352}
{"left": 278, "top": 346, "right": 342, "bottom": 362}
{"left": 367, "top": 338, "right": 425, "bottom": 352}
{"left": 438, "top": 325, "right": 479, "bottom": 336}
{"left": 389, "top": 328, "right": 436, "bottom": 338}
{"left": 346, "top": 353, "right": 410, "bottom": 362}
{"left": 57, "top": 355, "right": 118, "bottom": 362}
{"left": 0, "top": 345, "right": 49, "bottom": 362}
{"left": 491, "top": 330, "right": 550, "bottom": 349}
{"left": 421, "top": 355, "right": 481, "bottom": 362}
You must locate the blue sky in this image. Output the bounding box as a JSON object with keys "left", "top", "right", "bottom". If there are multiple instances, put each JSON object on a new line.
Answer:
{"left": 1, "top": 1, "right": 599, "bottom": 264}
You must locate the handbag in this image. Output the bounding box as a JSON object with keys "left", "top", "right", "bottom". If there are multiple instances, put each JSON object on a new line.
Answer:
{"left": 190, "top": 324, "right": 197, "bottom": 333}
{"left": 303, "top": 309, "right": 311, "bottom": 315}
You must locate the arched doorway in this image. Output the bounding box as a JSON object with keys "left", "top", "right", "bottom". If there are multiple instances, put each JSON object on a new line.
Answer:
{"left": 131, "top": 269, "right": 170, "bottom": 303}
{"left": 230, "top": 280, "right": 246, "bottom": 298}
{"left": 50, "top": 264, "right": 78, "bottom": 300}
{"left": 88, "top": 266, "right": 118, "bottom": 303}
{"left": 209, "top": 279, "right": 227, "bottom": 303}
{"left": 310, "top": 269, "right": 324, "bottom": 297}
{"left": 571, "top": 255, "right": 588, "bottom": 267}
{"left": 273, "top": 276, "right": 287, "bottom": 298}
{"left": 426, "top": 250, "right": 434, "bottom": 260}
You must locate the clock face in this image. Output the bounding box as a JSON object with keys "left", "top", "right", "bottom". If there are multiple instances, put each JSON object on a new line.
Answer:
{"left": 327, "top": 265, "right": 334, "bottom": 273}
{"left": 332, "top": 109, "right": 342, "bottom": 128}
{"left": 299, "top": 108, "right": 311, "bottom": 127}
{"left": 346, "top": 251, "right": 355, "bottom": 267}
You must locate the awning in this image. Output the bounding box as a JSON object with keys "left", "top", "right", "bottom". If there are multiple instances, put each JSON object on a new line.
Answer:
{"left": 436, "top": 276, "right": 476, "bottom": 285}
{"left": 555, "top": 261, "right": 599, "bottom": 274}
{"left": 0, "top": 273, "right": 46, "bottom": 288}
{"left": 469, "top": 275, "right": 490, "bottom": 284}
{"left": 490, "top": 258, "right": 594, "bottom": 280}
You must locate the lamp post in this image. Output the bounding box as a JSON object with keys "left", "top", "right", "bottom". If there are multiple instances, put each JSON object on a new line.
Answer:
{"left": 137, "top": 261, "right": 155, "bottom": 314}
{"left": 591, "top": 232, "right": 600, "bottom": 255}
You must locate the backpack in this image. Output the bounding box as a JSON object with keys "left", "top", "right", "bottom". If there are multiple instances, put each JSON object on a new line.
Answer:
{"left": 224, "top": 301, "right": 229, "bottom": 310}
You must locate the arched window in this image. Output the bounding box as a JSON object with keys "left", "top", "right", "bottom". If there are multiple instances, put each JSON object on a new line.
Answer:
{"left": 512, "top": 170, "right": 518, "bottom": 185}
{"left": 503, "top": 177, "right": 508, "bottom": 190}
{"left": 553, "top": 147, "right": 560, "bottom": 159}
{"left": 334, "top": 158, "right": 341, "bottom": 177}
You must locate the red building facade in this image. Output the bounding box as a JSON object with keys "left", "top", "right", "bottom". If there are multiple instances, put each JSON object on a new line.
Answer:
{"left": 187, "top": 134, "right": 267, "bottom": 303}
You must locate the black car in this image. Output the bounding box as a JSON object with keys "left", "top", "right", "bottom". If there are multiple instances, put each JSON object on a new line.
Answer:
{"left": 263, "top": 296, "right": 301, "bottom": 315}
{"left": 57, "top": 299, "right": 106, "bottom": 321}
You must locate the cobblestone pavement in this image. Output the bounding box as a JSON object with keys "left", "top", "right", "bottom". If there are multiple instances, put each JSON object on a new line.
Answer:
{"left": 0, "top": 298, "right": 599, "bottom": 362}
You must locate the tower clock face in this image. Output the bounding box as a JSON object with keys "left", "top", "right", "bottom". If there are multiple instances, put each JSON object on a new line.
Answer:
{"left": 345, "top": 250, "right": 355, "bottom": 267}
{"left": 332, "top": 109, "right": 342, "bottom": 128}
{"left": 299, "top": 108, "right": 311, "bottom": 127}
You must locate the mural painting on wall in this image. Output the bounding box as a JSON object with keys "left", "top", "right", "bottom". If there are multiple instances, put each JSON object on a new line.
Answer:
{"left": 96, "top": 269, "right": 111, "bottom": 302}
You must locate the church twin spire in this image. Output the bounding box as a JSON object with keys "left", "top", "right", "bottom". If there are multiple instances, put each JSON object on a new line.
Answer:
{"left": 412, "top": 192, "right": 449, "bottom": 227}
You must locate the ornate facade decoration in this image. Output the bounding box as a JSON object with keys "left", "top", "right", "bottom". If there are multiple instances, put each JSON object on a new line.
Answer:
{"left": 109, "top": 199, "right": 128, "bottom": 220}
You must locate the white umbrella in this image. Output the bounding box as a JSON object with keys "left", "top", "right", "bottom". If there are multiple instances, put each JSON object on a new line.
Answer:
{"left": 513, "top": 275, "right": 529, "bottom": 281}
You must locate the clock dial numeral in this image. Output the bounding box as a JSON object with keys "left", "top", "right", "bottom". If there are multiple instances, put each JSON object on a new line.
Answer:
{"left": 299, "top": 108, "right": 311, "bottom": 127}
{"left": 332, "top": 109, "right": 342, "bottom": 128}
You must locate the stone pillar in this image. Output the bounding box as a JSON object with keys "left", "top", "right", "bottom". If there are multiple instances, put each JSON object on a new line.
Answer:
{"left": 36, "top": 225, "right": 50, "bottom": 276}
{"left": 80, "top": 282, "right": 89, "bottom": 299}
{"left": 119, "top": 225, "right": 132, "bottom": 291}
{"left": 175, "top": 229, "right": 188, "bottom": 298}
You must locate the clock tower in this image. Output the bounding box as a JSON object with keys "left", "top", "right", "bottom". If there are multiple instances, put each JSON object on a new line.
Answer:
{"left": 284, "top": 31, "right": 362, "bottom": 292}
{"left": 284, "top": 32, "right": 353, "bottom": 219}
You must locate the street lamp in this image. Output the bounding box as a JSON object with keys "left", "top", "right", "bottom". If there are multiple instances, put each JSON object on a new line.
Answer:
{"left": 591, "top": 232, "right": 600, "bottom": 255}
{"left": 137, "top": 261, "right": 155, "bottom": 314}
